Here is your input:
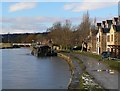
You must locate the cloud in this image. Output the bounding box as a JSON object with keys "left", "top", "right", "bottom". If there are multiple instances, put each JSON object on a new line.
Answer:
{"left": 1, "top": 17, "right": 49, "bottom": 34}
{"left": 1, "top": 16, "right": 82, "bottom": 24}
{"left": 9, "top": 2, "right": 37, "bottom": 12}
{"left": 2, "top": 23, "right": 48, "bottom": 34}
{"left": 64, "top": 0, "right": 118, "bottom": 12}
{"left": 2, "top": 17, "right": 64, "bottom": 24}
{"left": 2, "top": 24, "right": 47, "bottom": 34}
{"left": 1, "top": 15, "right": 117, "bottom": 34}
{"left": 1, "top": 16, "right": 82, "bottom": 34}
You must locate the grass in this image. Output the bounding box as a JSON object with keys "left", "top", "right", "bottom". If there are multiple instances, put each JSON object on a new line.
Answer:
{"left": 74, "top": 51, "right": 102, "bottom": 60}
{"left": 102, "top": 60, "right": 120, "bottom": 72}
{"left": 68, "top": 53, "right": 106, "bottom": 90}
{"left": 73, "top": 56, "right": 86, "bottom": 71}
{"left": 78, "top": 72, "right": 105, "bottom": 91}
{"left": 72, "top": 56, "right": 86, "bottom": 90}
{"left": 79, "top": 75, "right": 85, "bottom": 90}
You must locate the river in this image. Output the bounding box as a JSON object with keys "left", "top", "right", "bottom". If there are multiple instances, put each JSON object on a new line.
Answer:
{"left": 2, "top": 48, "right": 71, "bottom": 89}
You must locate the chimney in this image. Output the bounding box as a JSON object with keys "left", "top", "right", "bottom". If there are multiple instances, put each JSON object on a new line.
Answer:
{"left": 97, "top": 23, "right": 101, "bottom": 27}
{"left": 97, "top": 23, "right": 101, "bottom": 30}
{"left": 102, "top": 21, "right": 106, "bottom": 28}
{"left": 106, "top": 20, "right": 112, "bottom": 28}
{"left": 113, "top": 17, "right": 118, "bottom": 25}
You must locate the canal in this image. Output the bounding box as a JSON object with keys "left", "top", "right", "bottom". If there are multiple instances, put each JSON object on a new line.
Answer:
{"left": 2, "top": 48, "right": 71, "bottom": 89}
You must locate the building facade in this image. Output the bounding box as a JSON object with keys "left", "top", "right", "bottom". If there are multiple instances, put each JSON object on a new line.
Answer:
{"left": 89, "top": 16, "right": 120, "bottom": 58}
{"left": 107, "top": 25, "right": 120, "bottom": 58}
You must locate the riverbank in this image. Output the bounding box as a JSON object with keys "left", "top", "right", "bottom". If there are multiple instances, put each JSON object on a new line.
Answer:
{"left": 72, "top": 52, "right": 119, "bottom": 90}
{"left": 58, "top": 53, "right": 74, "bottom": 87}
{"left": 0, "top": 43, "right": 21, "bottom": 49}
{"left": 0, "top": 43, "right": 13, "bottom": 49}
{"left": 58, "top": 53, "right": 79, "bottom": 89}
{"left": 58, "top": 52, "right": 106, "bottom": 90}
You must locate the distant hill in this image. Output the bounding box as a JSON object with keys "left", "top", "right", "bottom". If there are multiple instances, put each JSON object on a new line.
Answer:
{"left": 0, "top": 32, "right": 49, "bottom": 43}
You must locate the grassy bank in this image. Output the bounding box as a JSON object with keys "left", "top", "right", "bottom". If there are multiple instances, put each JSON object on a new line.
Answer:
{"left": 73, "top": 56, "right": 104, "bottom": 90}
{"left": 72, "top": 56, "right": 86, "bottom": 89}
{"left": 73, "top": 56, "right": 86, "bottom": 71}
{"left": 74, "top": 51, "right": 120, "bottom": 72}
{"left": 102, "top": 60, "right": 120, "bottom": 72}
{"left": 79, "top": 72, "right": 105, "bottom": 91}
{"left": 58, "top": 52, "right": 105, "bottom": 90}
{"left": 74, "top": 51, "right": 102, "bottom": 60}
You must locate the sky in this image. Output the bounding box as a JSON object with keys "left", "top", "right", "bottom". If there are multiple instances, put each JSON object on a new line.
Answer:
{"left": 0, "top": 0, "right": 119, "bottom": 34}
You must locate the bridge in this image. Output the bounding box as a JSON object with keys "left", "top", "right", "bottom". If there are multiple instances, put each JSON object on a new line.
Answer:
{"left": 12, "top": 43, "right": 32, "bottom": 47}
{"left": 0, "top": 43, "right": 32, "bottom": 48}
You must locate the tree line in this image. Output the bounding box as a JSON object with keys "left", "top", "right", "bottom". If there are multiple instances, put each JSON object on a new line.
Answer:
{"left": 1, "top": 12, "right": 94, "bottom": 50}
{"left": 47, "top": 12, "right": 92, "bottom": 49}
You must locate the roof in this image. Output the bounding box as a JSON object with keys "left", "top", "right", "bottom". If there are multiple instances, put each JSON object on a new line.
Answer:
{"left": 101, "top": 28, "right": 110, "bottom": 33}
{"left": 113, "top": 25, "right": 120, "bottom": 32}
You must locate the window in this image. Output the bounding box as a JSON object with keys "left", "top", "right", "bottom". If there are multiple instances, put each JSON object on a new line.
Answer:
{"left": 111, "top": 34, "right": 113, "bottom": 42}
{"left": 107, "top": 35, "right": 110, "bottom": 42}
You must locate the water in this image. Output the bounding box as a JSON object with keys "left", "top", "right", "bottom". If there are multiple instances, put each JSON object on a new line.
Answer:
{"left": 2, "top": 48, "right": 70, "bottom": 89}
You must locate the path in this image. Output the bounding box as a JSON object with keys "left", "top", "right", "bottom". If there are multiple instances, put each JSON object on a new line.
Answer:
{"left": 62, "top": 53, "right": 82, "bottom": 89}
{"left": 72, "top": 53, "right": 119, "bottom": 90}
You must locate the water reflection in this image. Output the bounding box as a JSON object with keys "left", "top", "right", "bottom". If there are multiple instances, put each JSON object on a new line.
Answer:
{"left": 2, "top": 48, "right": 70, "bottom": 89}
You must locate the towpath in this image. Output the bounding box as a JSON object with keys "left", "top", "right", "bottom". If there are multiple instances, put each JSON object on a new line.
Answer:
{"left": 62, "top": 53, "right": 82, "bottom": 89}
{"left": 71, "top": 53, "right": 119, "bottom": 90}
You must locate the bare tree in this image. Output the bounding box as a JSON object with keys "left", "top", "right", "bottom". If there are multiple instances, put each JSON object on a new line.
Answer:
{"left": 48, "top": 22, "right": 63, "bottom": 45}
{"left": 78, "top": 11, "right": 91, "bottom": 40}
{"left": 48, "top": 20, "right": 73, "bottom": 50}
{"left": 47, "top": 12, "right": 91, "bottom": 50}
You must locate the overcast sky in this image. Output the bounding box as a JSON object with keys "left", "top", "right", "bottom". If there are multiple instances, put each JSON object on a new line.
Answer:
{"left": 1, "top": 0, "right": 119, "bottom": 34}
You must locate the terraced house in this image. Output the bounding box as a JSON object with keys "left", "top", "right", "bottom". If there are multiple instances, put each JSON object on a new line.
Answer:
{"left": 89, "top": 16, "right": 120, "bottom": 58}
{"left": 96, "top": 22, "right": 110, "bottom": 55}
{"left": 106, "top": 17, "right": 120, "bottom": 58}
